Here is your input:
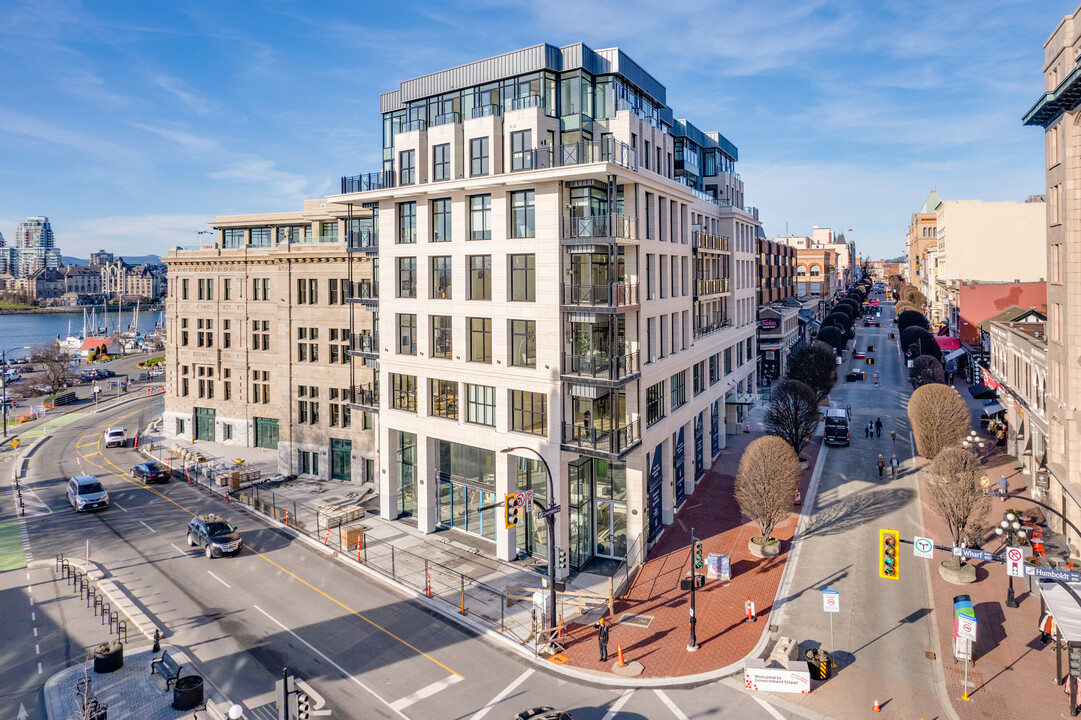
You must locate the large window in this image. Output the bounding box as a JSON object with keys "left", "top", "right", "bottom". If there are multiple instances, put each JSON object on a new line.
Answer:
{"left": 223, "top": 228, "right": 245, "bottom": 248}
{"left": 431, "top": 315, "right": 452, "bottom": 358}
{"left": 466, "top": 384, "right": 496, "bottom": 426}
{"left": 432, "top": 198, "right": 451, "bottom": 242}
{"left": 468, "top": 317, "right": 492, "bottom": 363}
{"left": 468, "top": 255, "right": 491, "bottom": 300}
{"left": 397, "top": 314, "right": 417, "bottom": 355}
{"left": 511, "top": 190, "right": 535, "bottom": 238}
{"left": 398, "top": 202, "right": 416, "bottom": 244}
{"left": 511, "top": 130, "right": 532, "bottom": 171}
{"left": 670, "top": 371, "right": 686, "bottom": 410}
{"left": 509, "top": 254, "right": 535, "bottom": 301}
{"left": 430, "top": 379, "right": 458, "bottom": 420}
{"left": 510, "top": 390, "right": 546, "bottom": 435}
{"left": 397, "top": 257, "right": 416, "bottom": 298}
{"left": 399, "top": 149, "right": 415, "bottom": 185}
{"left": 693, "top": 361, "right": 705, "bottom": 396}
{"left": 646, "top": 381, "right": 665, "bottom": 425}
{"left": 433, "top": 143, "right": 450, "bottom": 181}
{"left": 391, "top": 373, "right": 417, "bottom": 412}
{"left": 469, "top": 195, "right": 491, "bottom": 240}
{"left": 510, "top": 320, "right": 536, "bottom": 367}
{"left": 431, "top": 256, "right": 452, "bottom": 299}
{"left": 470, "top": 137, "right": 489, "bottom": 176}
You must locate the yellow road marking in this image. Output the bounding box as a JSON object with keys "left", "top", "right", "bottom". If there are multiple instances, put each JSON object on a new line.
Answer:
{"left": 79, "top": 445, "right": 464, "bottom": 679}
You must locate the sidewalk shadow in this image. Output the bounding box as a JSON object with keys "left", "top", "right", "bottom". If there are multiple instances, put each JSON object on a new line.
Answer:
{"left": 798, "top": 487, "right": 915, "bottom": 539}
{"left": 973, "top": 601, "right": 1007, "bottom": 655}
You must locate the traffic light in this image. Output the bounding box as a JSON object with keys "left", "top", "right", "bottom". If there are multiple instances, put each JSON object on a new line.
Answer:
{"left": 1071, "top": 650, "right": 1081, "bottom": 679}
{"left": 879, "top": 529, "right": 899, "bottom": 579}
{"left": 693, "top": 540, "right": 704, "bottom": 569}
{"left": 557, "top": 548, "right": 568, "bottom": 569}
{"left": 296, "top": 690, "right": 311, "bottom": 720}
{"left": 504, "top": 494, "right": 518, "bottom": 529}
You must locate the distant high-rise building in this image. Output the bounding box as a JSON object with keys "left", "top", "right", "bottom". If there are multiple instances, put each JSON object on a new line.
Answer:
{"left": 0, "top": 231, "right": 11, "bottom": 276}
{"left": 89, "top": 249, "right": 115, "bottom": 266}
{"left": 12, "top": 217, "right": 62, "bottom": 278}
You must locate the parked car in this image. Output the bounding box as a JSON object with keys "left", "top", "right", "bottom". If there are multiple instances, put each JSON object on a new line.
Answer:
{"left": 67, "top": 475, "right": 109, "bottom": 512}
{"left": 846, "top": 370, "right": 866, "bottom": 382}
{"left": 103, "top": 426, "right": 126, "bottom": 448}
{"left": 852, "top": 351, "right": 866, "bottom": 360}
{"left": 186, "top": 514, "right": 243, "bottom": 558}
{"left": 131, "top": 461, "right": 170, "bottom": 484}
{"left": 96, "top": 369, "right": 116, "bottom": 378}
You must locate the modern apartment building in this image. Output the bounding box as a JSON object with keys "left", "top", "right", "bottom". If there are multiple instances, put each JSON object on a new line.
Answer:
{"left": 12, "top": 216, "right": 62, "bottom": 278}
{"left": 162, "top": 200, "right": 378, "bottom": 483}
{"left": 756, "top": 237, "right": 796, "bottom": 305}
{"left": 328, "top": 43, "right": 759, "bottom": 571}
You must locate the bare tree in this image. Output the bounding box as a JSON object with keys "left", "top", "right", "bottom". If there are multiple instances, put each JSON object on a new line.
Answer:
{"left": 30, "top": 342, "right": 74, "bottom": 393}
{"left": 787, "top": 341, "right": 837, "bottom": 403}
{"left": 764, "top": 379, "right": 820, "bottom": 456}
{"left": 907, "top": 383, "right": 971, "bottom": 459}
{"left": 927, "top": 447, "right": 990, "bottom": 548}
{"left": 735, "top": 436, "right": 801, "bottom": 543}
{"left": 909, "top": 355, "right": 945, "bottom": 389}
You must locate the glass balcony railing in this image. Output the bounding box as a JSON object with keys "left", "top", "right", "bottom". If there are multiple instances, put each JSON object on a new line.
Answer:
{"left": 471, "top": 104, "right": 500, "bottom": 119}
{"left": 692, "top": 231, "right": 730, "bottom": 252}
{"left": 351, "top": 383, "right": 379, "bottom": 410}
{"left": 508, "top": 138, "right": 638, "bottom": 174}
{"left": 506, "top": 94, "right": 542, "bottom": 111}
{"left": 563, "top": 351, "right": 639, "bottom": 382}
{"left": 432, "top": 112, "right": 460, "bottom": 127}
{"left": 694, "top": 278, "right": 731, "bottom": 298}
{"left": 341, "top": 171, "right": 395, "bottom": 194}
{"left": 693, "top": 317, "right": 733, "bottom": 339}
{"left": 353, "top": 280, "right": 378, "bottom": 302}
{"left": 561, "top": 213, "right": 638, "bottom": 241}
{"left": 561, "top": 418, "right": 641, "bottom": 458}
{"left": 350, "top": 332, "right": 379, "bottom": 356}
{"left": 401, "top": 119, "right": 427, "bottom": 132}
{"left": 347, "top": 229, "right": 377, "bottom": 253}
{"left": 562, "top": 282, "right": 638, "bottom": 309}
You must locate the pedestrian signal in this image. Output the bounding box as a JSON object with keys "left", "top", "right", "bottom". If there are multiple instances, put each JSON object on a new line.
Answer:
{"left": 693, "top": 540, "right": 704, "bottom": 569}
{"left": 504, "top": 494, "right": 518, "bottom": 529}
{"left": 879, "top": 529, "right": 899, "bottom": 579}
{"left": 296, "top": 690, "right": 311, "bottom": 720}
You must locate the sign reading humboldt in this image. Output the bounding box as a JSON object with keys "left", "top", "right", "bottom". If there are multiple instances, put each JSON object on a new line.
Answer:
{"left": 1024, "top": 564, "right": 1081, "bottom": 583}
{"left": 647, "top": 443, "right": 664, "bottom": 542}
{"left": 744, "top": 665, "right": 810, "bottom": 694}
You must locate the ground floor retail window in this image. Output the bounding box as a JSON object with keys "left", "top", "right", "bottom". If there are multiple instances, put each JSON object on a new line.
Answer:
{"left": 397, "top": 432, "right": 417, "bottom": 516}
{"left": 569, "top": 457, "right": 627, "bottom": 568}
{"left": 438, "top": 479, "right": 496, "bottom": 541}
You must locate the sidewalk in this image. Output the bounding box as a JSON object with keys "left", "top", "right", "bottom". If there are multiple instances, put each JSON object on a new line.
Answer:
{"left": 915, "top": 378, "right": 1068, "bottom": 719}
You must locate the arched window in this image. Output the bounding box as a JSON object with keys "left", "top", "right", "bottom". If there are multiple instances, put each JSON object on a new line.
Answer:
{"left": 810, "top": 264, "right": 821, "bottom": 277}
{"left": 796, "top": 265, "right": 806, "bottom": 276}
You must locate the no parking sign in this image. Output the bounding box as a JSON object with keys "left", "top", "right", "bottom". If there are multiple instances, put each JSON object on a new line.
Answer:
{"left": 1006, "top": 546, "right": 1024, "bottom": 578}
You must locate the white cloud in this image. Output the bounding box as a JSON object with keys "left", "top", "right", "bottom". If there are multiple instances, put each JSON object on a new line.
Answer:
{"left": 207, "top": 158, "right": 308, "bottom": 198}
{"left": 127, "top": 121, "right": 220, "bottom": 152}
{"left": 152, "top": 75, "right": 215, "bottom": 115}
{"left": 57, "top": 214, "right": 216, "bottom": 257}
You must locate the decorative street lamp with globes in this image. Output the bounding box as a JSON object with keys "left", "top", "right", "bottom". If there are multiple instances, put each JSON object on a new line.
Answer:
{"left": 995, "top": 511, "right": 1027, "bottom": 608}
{"left": 961, "top": 430, "right": 986, "bottom": 452}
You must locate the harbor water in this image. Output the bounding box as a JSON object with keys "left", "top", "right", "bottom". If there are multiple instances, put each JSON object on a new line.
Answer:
{"left": 0, "top": 311, "right": 163, "bottom": 360}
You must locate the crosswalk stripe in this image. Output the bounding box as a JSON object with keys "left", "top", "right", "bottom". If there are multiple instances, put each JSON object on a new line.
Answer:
{"left": 389, "top": 674, "right": 464, "bottom": 712}
{"left": 601, "top": 689, "right": 634, "bottom": 720}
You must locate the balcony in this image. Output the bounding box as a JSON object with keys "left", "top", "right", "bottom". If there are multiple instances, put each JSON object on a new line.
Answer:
{"left": 432, "top": 112, "right": 459, "bottom": 127}
{"left": 471, "top": 104, "right": 500, "bottom": 119}
{"left": 351, "top": 280, "right": 378, "bottom": 307}
{"left": 694, "top": 317, "right": 733, "bottom": 339}
{"left": 561, "top": 418, "right": 641, "bottom": 460}
{"left": 508, "top": 138, "right": 638, "bottom": 174}
{"left": 347, "top": 229, "right": 378, "bottom": 255}
{"left": 350, "top": 383, "right": 379, "bottom": 413}
{"left": 694, "top": 278, "right": 731, "bottom": 299}
{"left": 349, "top": 331, "right": 379, "bottom": 359}
{"left": 506, "top": 94, "right": 543, "bottom": 111}
{"left": 401, "top": 119, "right": 427, "bottom": 133}
{"left": 693, "top": 231, "right": 730, "bottom": 253}
{"left": 561, "top": 213, "right": 638, "bottom": 244}
{"left": 341, "top": 171, "right": 395, "bottom": 194}
{"left": 562, "top": 282, "right": 638, "bottom": 311}
{"left": 563, "top": 351, "right": 639, "bottom": 385}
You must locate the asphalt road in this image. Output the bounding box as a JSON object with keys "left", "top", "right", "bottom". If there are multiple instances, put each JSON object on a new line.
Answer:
{"left": 11, "top": 393, "right": 806, "bottom": 720}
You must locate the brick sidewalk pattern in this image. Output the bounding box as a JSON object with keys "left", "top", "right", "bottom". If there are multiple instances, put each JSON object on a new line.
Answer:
{"left": 918, "top": 378, "right": 1068, "bottom": 720}
{"left": 559, "top": 425, "right": 822, "bottom": 677}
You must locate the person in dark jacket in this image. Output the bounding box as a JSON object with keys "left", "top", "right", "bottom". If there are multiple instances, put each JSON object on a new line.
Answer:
{"left": 876, "top": 454, "right": 885, "bottom": 478}
{"left": 595, "top": 617, "right": 610, "bottom": 662}
{"left": 875, "top": 418, "right": 883, "bottom": 437}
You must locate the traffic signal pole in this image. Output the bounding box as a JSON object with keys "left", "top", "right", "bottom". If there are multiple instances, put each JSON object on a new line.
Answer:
{"left": 687, "top": 527, "right": 699, "bottom": 652}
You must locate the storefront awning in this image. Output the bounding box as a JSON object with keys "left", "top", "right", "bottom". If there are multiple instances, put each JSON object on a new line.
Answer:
{"left": 944, "top": 348, "right": 966, "bottom": 362}
{"left": 968, "top": 384, "right": 997, "bottom": 400}
{"left": 982, "top": 401, "right": 1004, "bottom": 416}
{"left": 1039, "top": 581, "right": 1081, "bottom": 642}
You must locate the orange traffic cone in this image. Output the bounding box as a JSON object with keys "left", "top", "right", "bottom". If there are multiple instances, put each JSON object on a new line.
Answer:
{"left": 745, "top": 419, "right": 750, "bottom": 433}
{"left": 616, "top": 644, "right": 626, "bottom": 667}
{"left": 872, "top": 697, "right": 880, "bottom": 712}
{"left": 794, "top": 489, "right": 801, "bottom": 506}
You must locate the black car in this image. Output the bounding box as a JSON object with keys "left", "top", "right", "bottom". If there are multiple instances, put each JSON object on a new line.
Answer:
{"left": 514, "top": 708, "right": 573, "bottom": 720}
{"left": 131, "top": 461, "right": 170, "bottom": 484}
{"left": 186, "top": 514, "right": 242, "bottom": 558}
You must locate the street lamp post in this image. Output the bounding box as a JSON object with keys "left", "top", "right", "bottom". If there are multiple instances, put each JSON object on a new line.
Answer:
{"left": 501, "top": 447, "right": 558, "bottom": 634}
{"left": 2, "top": 346, "right": 31, "bottom": 438}
{"left": 995, "top": 512, "right": 1027, "bottom": 609}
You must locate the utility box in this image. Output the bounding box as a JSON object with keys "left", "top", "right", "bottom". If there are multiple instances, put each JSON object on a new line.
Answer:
{"left": 341, "top": 524, "right": 367, "bottom": 551}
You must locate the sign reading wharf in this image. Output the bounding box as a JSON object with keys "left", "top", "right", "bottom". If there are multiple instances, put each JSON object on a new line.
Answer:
{"left": 952, "top": 547, "right": 994, "bottom": 562}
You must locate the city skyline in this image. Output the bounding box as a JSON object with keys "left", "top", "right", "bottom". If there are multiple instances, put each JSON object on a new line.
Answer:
{"left": 0, "top": 0, "right": 1065, "bottom": 258}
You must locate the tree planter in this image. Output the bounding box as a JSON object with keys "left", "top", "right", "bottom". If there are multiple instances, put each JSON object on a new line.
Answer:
{"left": 798, "top": 457, "right": 810, "bottom": 470}
{"left": 172, "top": 675, "right": 204, "bottom": 711}
{"left": 749, "top": 536, "right": 781, "bottom": 558}
{"left": 938, "top": 558, "right": 976, "bottom": 585}
{"left": 93, "top": 641, "right": 123, "bottom": 673}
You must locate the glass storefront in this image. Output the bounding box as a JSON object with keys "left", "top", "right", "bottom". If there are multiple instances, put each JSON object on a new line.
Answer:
{"left": 515, "top": 458, "right": 548, "bottom": 558}
{"left": 396, "top": 432, "right": 416, "bottom": 516}
{"left": 436, "top": 440, "right": 496, "bottom": 542}
{"left": 569, "top": 457, "right": 628, "bottom": 568}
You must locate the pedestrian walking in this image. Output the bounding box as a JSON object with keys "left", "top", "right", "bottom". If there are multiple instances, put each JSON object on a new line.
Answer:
{"left": 873, "top": 371, "right": 880, "bottom": 386}
{"left": 998, "top": 474, "right": 1009, "bottom": 501}
{"left": 890, "top": 454, "right": 899, "bottom": 478}
{"left": 890, "top": 429, "right": 897, "bottom": 442}
{"left": 595, "top": 617, "right": 610, "bottom": 662}
{"left": 865, "top": 421, "right": 871, "bottom": 439}
{"left": 875, "top": 418, "right": 883, "bottom": 437}
{"left": 876, "top": 454, "right": 885, "bottom": 478}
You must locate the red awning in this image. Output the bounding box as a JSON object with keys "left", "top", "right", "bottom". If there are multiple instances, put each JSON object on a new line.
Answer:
{"left": 935, "top": 336, "right": 961, "bottom": 351}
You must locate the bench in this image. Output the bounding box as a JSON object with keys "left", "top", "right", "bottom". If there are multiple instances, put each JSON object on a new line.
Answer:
{"left": 150, "top": 649, "right": 184, "bottom": 690}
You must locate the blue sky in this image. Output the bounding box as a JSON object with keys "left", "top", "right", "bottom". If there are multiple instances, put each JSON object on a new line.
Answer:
{"left": 0, "top": 0, "right": 1068, "bottom": 260}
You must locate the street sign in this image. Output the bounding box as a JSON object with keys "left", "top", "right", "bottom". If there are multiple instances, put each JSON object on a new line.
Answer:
{"left": 952, "top": 547, "right": 994, "bottom": 562}
{"left": 957, "top": 615, "right": 977, "bottom": 642}
{"left": 1024, "top": 564, "right": 1081, "bottom": 583}
{"left": 514, "top": 490, "right": 534, "bottom": 508}
{"left": 537, "top": 504, "right": 561, "bottom": 520}
{"left": 913, "top": 536, "right": 934, "bottom": 559}
{"left": 822, "top": 589, "right": 839, "bottom": 613}
{"left": 10, "top": 439, "right": 19, "bottom": 448}
{"left": 1006, "top": 547, "right": 1024, "bottom": 578}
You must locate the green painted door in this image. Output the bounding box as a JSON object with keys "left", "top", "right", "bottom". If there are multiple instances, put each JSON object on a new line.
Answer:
{"left": 330, "top": 438, "right": 351, "bottom": 481}
{"left": 194, "top": 407, "right": 215, "bottom": 442}
{"left": 254, "top": 417, "right": 279, "bottom": 449}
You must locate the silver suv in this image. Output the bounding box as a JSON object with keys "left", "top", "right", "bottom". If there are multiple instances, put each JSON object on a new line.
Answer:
{"left": 67, "top": 475, "right": 109, "bottom": 512}
{"left": 103, "top": 427, "right": 126, "bottom": 448}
